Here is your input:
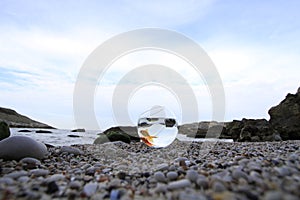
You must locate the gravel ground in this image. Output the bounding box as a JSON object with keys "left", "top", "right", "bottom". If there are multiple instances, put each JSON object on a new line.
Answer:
{"left": 0, "top": 140, "right": 300, "bottom": 200}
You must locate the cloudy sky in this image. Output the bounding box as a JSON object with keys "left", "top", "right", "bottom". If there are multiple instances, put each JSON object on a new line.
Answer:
{"left": 0, "top": 0, "right": 299, "bottom": 130}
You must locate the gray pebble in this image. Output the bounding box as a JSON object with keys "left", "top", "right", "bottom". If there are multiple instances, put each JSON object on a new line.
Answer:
{"left": 212, "top": 181, "right": 226, "bottom": 193}
{"left": 18, "top": 176, "right": 30, "bottom": 183}
{"left": 167, "top": 179, "right": 191, "bottom": 190}
{"left": 175, "top": 157, "right": 188, "bottom": 162}
{"left": 186, "top": 169, "right": 199, "bottom": 183}
{"left": 154, "top": 171, "right": 166, "bottom": 183}
{"left": 83, "top": 182, "right": 98, "bottom": 197}
{"left": 0, "top": 177, "right": 15, "bottom": 185}
{"left": 156, "top": 163, "right": 169, "bottom": 171}
{"left": 166, "top": 171, "right": 178, "bottom": 181}
{"left": 69, "top": 181, "right": 82, "bottom": 190}
{"left": 196, "top": 176, "right": 209, "bottom": 189}
{"left": 30, "top": 169, "right": 49, "bottom": 177}
{"left": 61, "top": 146, "right": 83, "bottom": 155}
{"left": 4, "top": 170, "right": 28, "bottom": 179}
{"left": 154, "top": 183, "right": 167, "bottom": 193}
{"left": 263, "top": 191, "right": 283, "bottom": 200}
{"left": 232, "top": 169, "right": 248, "bottom": 181}
{"left": 20, "top": 157, "right": 41, "bottom": 166}
{"left": 45, "top": 174, "right": 65, "bottom": 183}
{"left": 274, "top": 166, "right": 291, "bottom": 176}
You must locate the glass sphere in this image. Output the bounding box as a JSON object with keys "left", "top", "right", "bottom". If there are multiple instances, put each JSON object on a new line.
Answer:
{"left": 137, "top": 106, "right": 178, "bottom": 148}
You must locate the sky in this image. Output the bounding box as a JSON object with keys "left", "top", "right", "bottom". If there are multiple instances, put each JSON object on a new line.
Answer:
{"left": 0, "top": 0, "right": 299, "bottom": 130}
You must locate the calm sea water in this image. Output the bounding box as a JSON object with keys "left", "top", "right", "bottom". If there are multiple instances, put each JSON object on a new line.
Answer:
{"left": 10, "top": 128, "right": 233, "bottom": 146}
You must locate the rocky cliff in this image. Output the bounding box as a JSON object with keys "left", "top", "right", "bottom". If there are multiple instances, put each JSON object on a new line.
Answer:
{"left": 0, "top": 107, "right": 54, "bottom": 129}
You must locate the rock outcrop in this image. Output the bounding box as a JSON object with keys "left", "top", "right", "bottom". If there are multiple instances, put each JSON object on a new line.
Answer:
{"left": 269, "top": 87, "right": 300, "bottom": 140}
{"left": 94, "top": 126, "right": 140, "bottom": 144}
{"left": 225, "top": 118, "right": 281, "bottom": 142}
{"left": 0, "top": 107, "right": 54, "bottom": 128}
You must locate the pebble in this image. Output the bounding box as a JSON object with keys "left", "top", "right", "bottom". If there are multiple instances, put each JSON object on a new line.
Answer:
{"left": 166, "top": 171, "right": 178, "bottom": 181}
{"left": 45, "top": 174, "right": 65, "bottom": 183}
{"left": 29, "top": 169, "right": 49, "bottom": 177}
{"left": 20, "top": 157, "right": 41, "bottom": 169}
{"left": 167, "top": 179, "right": 191, "bottom": 190}
{"left": 154, "top": 183, "right": 167, "bottom": 193}
{"left": 0, "top": 177, "right": 15, "bottom": 185}
{"left": 232, "top": 169, "right": 248, "bottom": 181}
{"left": 154, "top": 171, "right": 167, "bottom": 183}
{"left": 156, "top": 163, "right": 169, "bottom": 171}
{"left": 83, "top": 182, "right": 98, "bottom": 197}
{"left": 196, "top": 176, "right": 209, "bottom": 189}
{"left": 4, "top": 170, "right": 28, "bottom": 179}
{"left": 61, "top": 146, "right": 83, "bottom": 155}
{"left": 46, "top": 181, "right": 59, "bottom": 194}
{"left": 69, "top": 181, "right": 82, "bottom": 190}
{"left": 186, "top": 169, "right": 199, "bottom": 183}
{"left": 212, "top": 181, "right": 226, "bottom": 193}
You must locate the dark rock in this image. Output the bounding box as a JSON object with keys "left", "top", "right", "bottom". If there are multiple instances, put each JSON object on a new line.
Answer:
{"left": 0, "top": 121, "right": 10, "bottom": 141}
{"left": 18, "top": 129, "right": 32, "bottom": 133}
{"left": 35, "top": 130, "right": 52, "bottom": 133}
{"left": 68, "top": 134, "right": 81, "bottom": 138}
{"left": 180, "top": 122, "right": 226, "bottom": 138}
{"left": 104, "top": 126, "right": 140, "bottom": 141}
{"left": 269, "top": 87, "right": 300, "bottom": 140}
{"left": 225, "top": 119, "right": 276, "bottom": 142}
{"left": 94, "top": 128, "right": 132, "bottom": 144}
{"left": 0, "top": 136, "right": 48, "bottom": 160}
{"left": 46, "top": 181, "right": 59, "bottom": 194}
{"left": 71, "top": 128, "right": 85, "bottom": 132}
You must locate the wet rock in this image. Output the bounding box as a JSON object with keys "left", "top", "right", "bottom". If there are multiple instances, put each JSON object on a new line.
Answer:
{"left": 71, "top": 128, "right": 85, "bottom": 132}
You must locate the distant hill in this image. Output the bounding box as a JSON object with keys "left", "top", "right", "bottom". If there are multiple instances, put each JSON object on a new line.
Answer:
{"left": 0, "top": 107, "right": 54, "bottom": 129}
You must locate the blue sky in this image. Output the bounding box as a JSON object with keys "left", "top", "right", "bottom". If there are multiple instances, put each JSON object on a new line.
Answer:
{"left": 0, "top": 0, "right": 299, "bottom": 130}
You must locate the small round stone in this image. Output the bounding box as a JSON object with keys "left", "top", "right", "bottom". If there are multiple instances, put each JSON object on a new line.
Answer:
{"left": 166, "top": 171, "right": 178, "bottom": 181}
{"left": 154, "top": 171, "right": 166, "bottom": 183}
{"left": 167, "top": 179, "right": 191, "bottom": 190}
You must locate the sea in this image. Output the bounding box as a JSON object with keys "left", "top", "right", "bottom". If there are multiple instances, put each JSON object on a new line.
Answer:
{"left": 10, "top": 128, "right": 233, "bottom": 147}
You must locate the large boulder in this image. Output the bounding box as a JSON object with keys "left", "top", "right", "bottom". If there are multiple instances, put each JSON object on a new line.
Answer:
{"left": 0, "top": 136, "right": 48, "bottom": 160}
{"left": 225, "top": 118, "right": 279, "bottom": 142}
{"left": 269, "top": 87, "right": 300, "bottom": 140}
{"left": 93, "top": 126, "right": 139, "bottom": 144}
{"left": 0, "top": 121, "right": 10, "bottom": 141}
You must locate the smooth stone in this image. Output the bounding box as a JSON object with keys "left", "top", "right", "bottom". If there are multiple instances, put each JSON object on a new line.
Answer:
{"left": 263, "top": 191, "right": 283, "bottom": 200}
{"left": 196, "top": 176, "right": 209, "bottom": 189}
{"left": 109, "top": 179, "right": 121, "bottom": 188}
{"left": 61, "top": 146, "right": 83, "bottom": 155}
{"left": 18, "top": 176, "right": 30, "bottom": 183}
{"left": 0, "top": 177, "right": 15, "bottom": 185}
{"left": 154, "top": 171, "right": 167, "bottom": 183}
{"left": 4, "top": 170, "right": 28, "bottom": 179}
{"left": 232, "top": 169, "right": 248, "bottom": 181}
{"left": 274, "top": 166, "right": 291, "bottom": 176}
{"left": 212, "top": 181, "right": 226, "bottom": 193}
{"left": 20, "top": 157, "right": 41, "bottom": 168}
{"left": 167, "top": 179, "right": 191, "bottom": 190}
{"left": 45, "top": 174, "right": 65, "bottom": 183}
{"left": 166, "top": 171, "right": 178, "bottom": 181}
{"left": 186, "top": 169, "right": 199, "bottom": 183}
{"left": 154, "top": 183, "right": 167, "bottom": 193}
{"left": 46, "top": 181, "right": 59, "bottom": 194}
{"left": 83, "top": 182, "right": 98, "bottom": 197}
{"left": 29, "top": 169, "right": 49, "bottom": 177}
{"left": 156, "top": 163, "right": 169, "bottom": 171}
{"left": 69, "top": 181, "right": 82, "bottom": 190}
{"left": 0, "top": 136, "right": 48, "bottom": 160}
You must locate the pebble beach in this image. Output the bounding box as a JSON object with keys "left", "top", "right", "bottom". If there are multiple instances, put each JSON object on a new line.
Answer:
{"left": 1, "top": 140, "right": 300, "bottom": 200}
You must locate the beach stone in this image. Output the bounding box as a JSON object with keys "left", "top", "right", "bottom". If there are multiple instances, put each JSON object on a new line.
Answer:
{"left": 69, "top": 181, "right": 82, "bottom": 190}
{"left": 83, "top": 182, "right": 98, "bottom": 197}
{"left": 156, "top": 163, "right": 169, "bottom": 171}
{"left": 166, "top": 171, "right": 178, "bottom": 181}
{"left": 4, "top": 170, "right": 28, "bottom": 179}
{"left": 45, "top": 174, "right": 65, "bottom": 183}
{"left": 0, "top": 177, "right": 15, "bottom": 185}
{"left": 0, "top": 121, "right": 10, "bottom": 141}
{"left": 196, "top": 176, "right": 209, "bottom": 189}
{"left": 0, "top": 136, "right": 48, "bottom": 160}
{"left": 167, "top": 179, "right": 191, "bottom": 190}
{"left": 29, "top": 169, "right": 49, "bottom": 177}
{"left": 154, "top": 183, "right": 167, "bottom": 193}
{"left": 46, "top": 181, "right": 59, "bottom": 194}
{"left": 18, "top": 176, "right": 30, "bottom": 183}
{"left": 154, "top": 171, "right": 167, "bottom": 183}
{"left": 20, "top": 157, "right": 41, "bottom": 169}
{"left": 186, "top": 169, "right": 199, "bottom": 183}
{"left": 212, "top": 181, "right": 226, "bottom": 193}
{"left": 61, "top": 146, "right": 83, "bottom": 155}
{"left": 232, "top": 169, "right": 248, "bottom": 181}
